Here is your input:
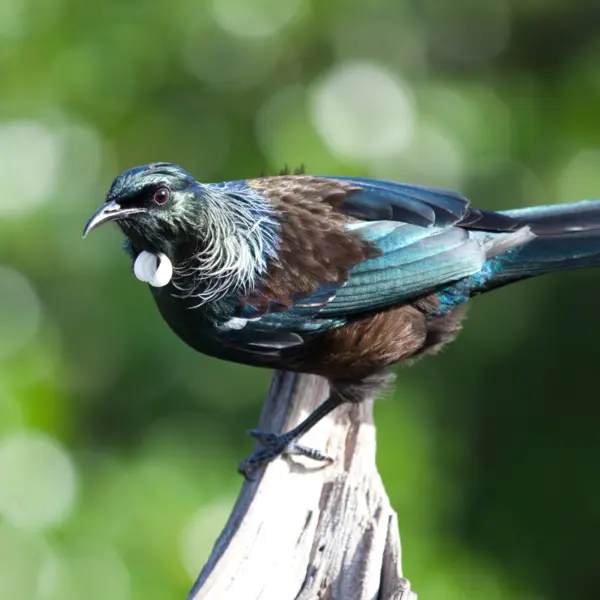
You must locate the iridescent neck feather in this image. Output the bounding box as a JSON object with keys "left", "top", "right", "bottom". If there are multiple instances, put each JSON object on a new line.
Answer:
{"left": 171, "top": 185, "right": 279, "bottom": 308}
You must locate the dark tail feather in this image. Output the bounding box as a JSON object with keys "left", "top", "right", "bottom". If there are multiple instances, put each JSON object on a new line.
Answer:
{"left": 502, "top": 199, "right": 600, "bottom": 235}
{"left": 480, "top": 199, "right": 600, "bottom": 292}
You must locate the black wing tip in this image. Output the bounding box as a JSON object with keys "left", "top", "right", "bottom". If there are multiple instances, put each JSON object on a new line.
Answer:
{"left": 458, "top": 208, "right": 524, "bottom": 233}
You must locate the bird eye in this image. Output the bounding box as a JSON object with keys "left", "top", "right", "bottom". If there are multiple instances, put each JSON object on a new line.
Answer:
{"left": 153, "top": 187, "right": 170, "bottom": 205}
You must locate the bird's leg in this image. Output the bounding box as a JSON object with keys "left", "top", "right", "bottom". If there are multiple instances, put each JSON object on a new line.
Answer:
{"left": 238, "top": 392, "right": 344, "bottom": 479}
{"left": 238, "top": 371, "right": 394, "bottom": 479}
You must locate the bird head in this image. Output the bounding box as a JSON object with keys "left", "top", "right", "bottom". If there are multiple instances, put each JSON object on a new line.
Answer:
{"left": 84, "top": 162, "right": 281, "bottom": 304}
{"left": 83, "top": 162, "right": 201, "bottom": 256}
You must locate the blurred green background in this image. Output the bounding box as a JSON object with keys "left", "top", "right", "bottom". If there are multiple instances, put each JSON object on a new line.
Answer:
{"left": 1, "top": 0, "right": 599, "bottom": 598}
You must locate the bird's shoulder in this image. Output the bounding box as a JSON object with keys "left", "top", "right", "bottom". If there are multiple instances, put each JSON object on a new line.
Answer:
{"left": 246, "top": 175, "right": 363, "bottom": 214}
{"left": 244, "top": 174, "right": 473, "bottom": 225}
{"left": 230, "top": 176, "right": 379, "bottom": 304}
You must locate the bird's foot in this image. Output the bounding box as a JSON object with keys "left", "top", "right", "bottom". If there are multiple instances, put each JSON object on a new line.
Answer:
{"left": 238, "top": 429, "right": 334, "bottom": 480}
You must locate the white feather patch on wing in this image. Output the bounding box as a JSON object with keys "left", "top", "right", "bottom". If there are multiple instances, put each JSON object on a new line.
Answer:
{"left": 217, "top": 316, "right": 263, "bottom": 331}
{"left": 218, "top": 317, "right": 249, "bottom": 331}
{"left": 134, "top": 251, "right": 173, "bottom": 287}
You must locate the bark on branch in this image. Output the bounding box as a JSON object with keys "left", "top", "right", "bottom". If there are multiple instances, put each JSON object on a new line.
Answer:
{"left": 188, "top": 371, "right": 417, "bottom": 600}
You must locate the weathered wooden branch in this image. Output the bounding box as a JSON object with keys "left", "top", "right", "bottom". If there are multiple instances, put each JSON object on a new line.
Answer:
{"left": 188, "top": 371, "right": 417, "bottom": 600}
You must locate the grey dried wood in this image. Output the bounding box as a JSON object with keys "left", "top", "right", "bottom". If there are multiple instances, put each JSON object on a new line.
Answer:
{"left": 188, "top": 371, "right": 417, "bottom": 600}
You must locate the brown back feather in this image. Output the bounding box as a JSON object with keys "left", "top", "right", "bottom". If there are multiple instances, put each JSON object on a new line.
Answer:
{"left": 245, "top": 176, "right": 379, "bottom": 306}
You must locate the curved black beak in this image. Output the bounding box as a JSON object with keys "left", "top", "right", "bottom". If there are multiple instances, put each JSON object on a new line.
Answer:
{"left": 82, "top": 201, "right": 145, "bottom": 238}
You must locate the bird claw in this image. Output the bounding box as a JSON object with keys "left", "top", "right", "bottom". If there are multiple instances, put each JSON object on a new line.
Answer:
{"left": 238, "top": 429, "right": 334, "bottom": 480}
{"left": 247, "top": 429, "right": 279, "bottom": 444}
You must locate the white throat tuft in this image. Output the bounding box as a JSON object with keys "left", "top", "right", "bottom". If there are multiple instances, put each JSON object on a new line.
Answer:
{"left": 134, "top": 251, "right": 173, "bottom": 287}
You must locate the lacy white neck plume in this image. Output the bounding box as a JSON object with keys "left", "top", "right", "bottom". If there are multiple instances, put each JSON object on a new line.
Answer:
{"left": 156, "top": 186, "right": 279, "bottom": 308}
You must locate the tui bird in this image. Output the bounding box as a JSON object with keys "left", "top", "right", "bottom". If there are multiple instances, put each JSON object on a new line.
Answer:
{"left": 83, "top": 162, "right": 600, "bottom": 476}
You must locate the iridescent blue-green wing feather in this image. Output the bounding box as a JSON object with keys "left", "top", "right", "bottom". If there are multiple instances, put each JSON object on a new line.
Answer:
{"left": 317, "top": 220, "right": 488, "bottom": 315}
